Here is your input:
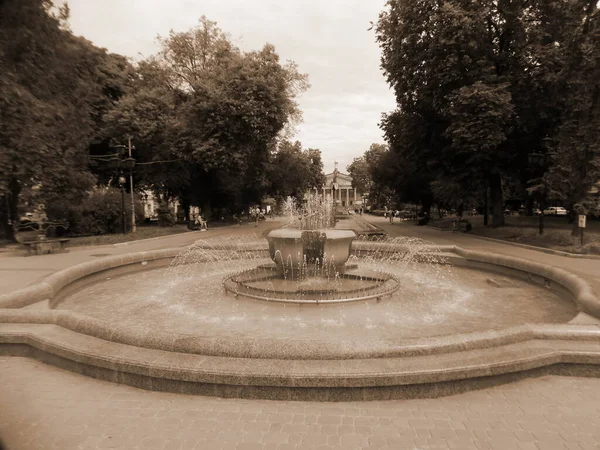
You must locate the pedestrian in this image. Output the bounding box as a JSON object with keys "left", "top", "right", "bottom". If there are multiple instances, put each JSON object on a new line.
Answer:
{"left": 199, "top": 215, "right": 208, "bottom": 231}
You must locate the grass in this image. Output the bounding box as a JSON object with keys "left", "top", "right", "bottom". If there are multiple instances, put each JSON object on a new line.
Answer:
{"left": 426, "top": 214, "right": 600, "bottom": 255}
{"left": 10, "top": 223, "right": 192, "bottom": 248}
{"left": 470, "top": 225, "right": 600, "bottom": 255}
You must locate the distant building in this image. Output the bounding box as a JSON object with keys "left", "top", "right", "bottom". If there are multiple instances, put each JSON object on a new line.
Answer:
{"left": 310, "top": 163, "right": 367, "bottom": 208}
{"left": 141, "top": 190, "right": 179, "bottom": 219}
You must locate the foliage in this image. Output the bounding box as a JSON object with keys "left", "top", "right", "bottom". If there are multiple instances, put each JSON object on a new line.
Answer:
{"left": 105, "top": 17, "right": 310, "bottom": 217}
{"left": 0, "top": 0, "right": 134, "bottom": 240}
{"left": 376, "top": 0, "right": 599, "bottom": 228}
{"left": 542, "top": 1, "right": 600, "bottom": 221}
{"left": 45, "top": 188, "right": 144, "bottom": 235}
{"left": 157, "top": 203, "right": 177, "bottom": 227}
{"left": 347, "top": 143, "right": 399, "bottom": 209}
{"left": 267, "top": 140, "right": 325, "bottom": 200}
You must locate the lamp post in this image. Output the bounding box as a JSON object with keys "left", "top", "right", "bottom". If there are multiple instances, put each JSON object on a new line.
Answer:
{"left": 118, "top": 175, "right": 127, "bottom": 234}
{"left": 107, "top": 146, "right": 136, "bottom": 234}
{"left": 127, "top": 138, "right": 136, "bottom": 232}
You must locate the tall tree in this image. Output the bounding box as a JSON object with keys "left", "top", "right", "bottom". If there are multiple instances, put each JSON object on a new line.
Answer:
{"left": 107, "top": 17, "right": 310, "bottom": 217}
{"left": 376, "top": 0, "right": 598, "bottom": 227}
{"left": 347, "top": 143, "right": 397, "bottom": 209}
{"left": 543, "top": 0, "right": 600, "bottom": 228}
{"left": 267, "top": 140, "right": 325, "bottom": 200}
{"left": 0, "top": 0, "right": 130, "bottom": 239}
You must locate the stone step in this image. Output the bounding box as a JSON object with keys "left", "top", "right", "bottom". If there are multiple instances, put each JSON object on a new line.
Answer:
{"left": 3, "top": 322, "right": 600, "bottom": 401}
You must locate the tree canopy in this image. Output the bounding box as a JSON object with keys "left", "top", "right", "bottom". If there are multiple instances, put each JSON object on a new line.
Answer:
{"left": 106, "top": 17, "right": 310, "bottom": 218}
{"left": 0, "top": 0, "right": 134, "bottom": 239}
{"left": 376, "top": 0, "right": 600, "bottom": 226}
{"left": 267, "top": 140, "right": 325, "bottom": 201}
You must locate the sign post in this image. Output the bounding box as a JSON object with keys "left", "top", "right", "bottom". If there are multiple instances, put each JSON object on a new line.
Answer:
{"left": 579, "top": 215, "right": 587, "bottom": 246}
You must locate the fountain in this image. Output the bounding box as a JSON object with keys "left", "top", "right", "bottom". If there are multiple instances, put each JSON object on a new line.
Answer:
{"left": 0, "top": 194, "right": 598, "bottom": 401}
{"left": 220, "top": 195, "right": 400, "bottom": 303}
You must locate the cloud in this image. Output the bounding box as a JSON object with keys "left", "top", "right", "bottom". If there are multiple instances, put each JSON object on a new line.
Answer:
{"left": 66, "top": 0, "right": 396, "bottom": 173}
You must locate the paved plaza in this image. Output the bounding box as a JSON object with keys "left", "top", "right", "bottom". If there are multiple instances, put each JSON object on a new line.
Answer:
{"left": 2, "top": 356, "right": 600, "bottom": 450}
{"left": 2, "top": 217, "right": 600, "bottom": 450}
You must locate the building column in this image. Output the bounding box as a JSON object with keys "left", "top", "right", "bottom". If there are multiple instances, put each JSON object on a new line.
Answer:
{"left": 346, "top": 189, "right": 349, "bottom": 206}
{"left": 354, "top": 190, "right": 357, "bottom": 203}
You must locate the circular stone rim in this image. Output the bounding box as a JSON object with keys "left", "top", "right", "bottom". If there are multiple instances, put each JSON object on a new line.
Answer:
{"left": 222, "top": 264, "right": 401, "bottom": 303}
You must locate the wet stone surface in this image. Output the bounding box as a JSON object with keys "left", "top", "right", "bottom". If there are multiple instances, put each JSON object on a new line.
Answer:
{"left": 2, "top": 356, "right": 600, "bottom": 450}
{"left": 54, "top": 257, "right": 577, "bottom": 342}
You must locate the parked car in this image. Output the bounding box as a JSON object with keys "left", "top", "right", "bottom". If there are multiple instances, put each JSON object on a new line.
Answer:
{"left": 543, "top": 207, "right": 568, "bottom": 216}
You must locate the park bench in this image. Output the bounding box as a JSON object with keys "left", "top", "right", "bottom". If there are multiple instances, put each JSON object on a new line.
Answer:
{"left": 22, "top": 238, "right": 70, "bottom": 256}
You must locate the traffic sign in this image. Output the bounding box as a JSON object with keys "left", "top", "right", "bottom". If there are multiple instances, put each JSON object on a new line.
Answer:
{"left": 579, "top": 215, "right": 587, "bottom": 228}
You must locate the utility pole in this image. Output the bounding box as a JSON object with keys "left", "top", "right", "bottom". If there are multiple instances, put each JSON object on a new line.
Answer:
{"left": 128, "top": 137, "right": 136, "bottom": 233}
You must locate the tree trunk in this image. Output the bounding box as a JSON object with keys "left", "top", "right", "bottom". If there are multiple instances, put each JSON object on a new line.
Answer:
{"left": 0, "top": 178, "right": 22, "bottom": 241}
{"left": 179, "top": 193, "right": 191, "bottom": 224}
{"left": 566, "top": 202, "right": 577, "bottom": 227}
{"left": 489, "top": 173, "right": 505, "bottom": 227}
{"left": 0, "top": 196, "right": 15, "bottom": 241}
{"left": 483, "top": 188, "right": 489, "bottom": 226}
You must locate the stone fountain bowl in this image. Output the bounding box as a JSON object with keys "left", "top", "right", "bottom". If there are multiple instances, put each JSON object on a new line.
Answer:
{"left": 267, "top": 228, "right": 356, "bottom": 277}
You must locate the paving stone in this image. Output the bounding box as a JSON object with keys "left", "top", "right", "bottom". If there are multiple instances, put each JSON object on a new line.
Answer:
{"left": 1, "top": 357, "right": 600, "bottom": 450}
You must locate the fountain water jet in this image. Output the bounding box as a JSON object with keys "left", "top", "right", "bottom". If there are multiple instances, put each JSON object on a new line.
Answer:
{"left": 223, "top": 195, "right": 401, "bottom": 303}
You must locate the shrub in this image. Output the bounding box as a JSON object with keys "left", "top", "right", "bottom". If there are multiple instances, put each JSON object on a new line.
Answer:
{"left": 581, "top": 242, "right": 600, "bottom": 255}
{"left": 157, "top": 203, "right": 177, "bottom": 227}
{"left": 46, "top": 188, "right": 144, "bottom": 235}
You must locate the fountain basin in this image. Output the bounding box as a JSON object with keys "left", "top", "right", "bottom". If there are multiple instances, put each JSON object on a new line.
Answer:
{"left": 267, "top": 229, "right": 356, "bottom": 278}
{"left": 1, "top": 238, "right": 600, "bottom": 401}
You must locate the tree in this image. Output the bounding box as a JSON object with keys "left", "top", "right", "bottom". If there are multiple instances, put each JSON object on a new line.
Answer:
{"left": 267, "top": 140, "right": 325, "bottom": 200}
{"left": 346, "top": 157, "right": 371, "bottom": 196}
{"left": 107, "top": 17, "right": 310, "bottom": 218}
{"left": 376, "top": 0, "right": 599, "bottom": 227}
{"left": 0, "top": 0, "right": 129, "bottom": 240}
{"left": 542, "top": 1, "right": 600, "bottom": 229}
{"left": 347, "top": 143, "right": 397, "bottom": 209}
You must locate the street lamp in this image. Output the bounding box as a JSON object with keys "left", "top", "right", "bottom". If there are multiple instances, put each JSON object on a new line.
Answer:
{"left": 110, "top": 141, "right": 137, "bottom": 233}
{"left": 118, "top": 175, "right": 127, "bottom": 234}
{"left": 95, "top": 145, "right": 136, "bottom": 234}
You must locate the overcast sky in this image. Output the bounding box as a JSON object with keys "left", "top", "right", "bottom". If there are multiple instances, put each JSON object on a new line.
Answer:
{"left": 66, "top": 0, "right": 396, "bottom": 174}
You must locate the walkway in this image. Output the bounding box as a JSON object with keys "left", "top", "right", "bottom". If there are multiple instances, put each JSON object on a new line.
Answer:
{"left": 0, "top": 220, "right": 281, "bottom": 296}
{"left": 2, "top": 217, "right": 600, "bottom": 450}
{"left": 371, "top": 215, "right": 600, "bottom": 299}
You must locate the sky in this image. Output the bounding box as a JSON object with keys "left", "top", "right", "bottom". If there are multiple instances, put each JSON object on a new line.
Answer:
{"left": 66, "top": 0, "right": 397, "bottom": 174}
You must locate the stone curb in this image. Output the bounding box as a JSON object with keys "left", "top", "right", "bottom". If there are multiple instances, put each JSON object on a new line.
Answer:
{"left": 466, "top": 232, "right": 600, "bottom": 260}
{"left": 424, "top": 223, "right": 600, "bottom": 259}
{"left": 0, "top": 248, "right": 180, "bottom": 309}
{"left": 3, "top": 324, "right": 600, "bottom": 400}
{"left": 351, "top": 214, "right": 385, "bottom": 234}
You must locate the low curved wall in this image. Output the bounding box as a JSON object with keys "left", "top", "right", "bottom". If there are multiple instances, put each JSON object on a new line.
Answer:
{"left": 0, "top": 243, "right": 598, "bottom": 360}
{"left": 453, "top": 247, "right": 600, "bottom": 318}
{"left": 1, "top": 243, "right": 597, "bottom": 316}
{"left": 1, "top": 242, "right": 600, "bottom": 400}
{"left": 0, "top": 248, "right": 179, "bottom": 309}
